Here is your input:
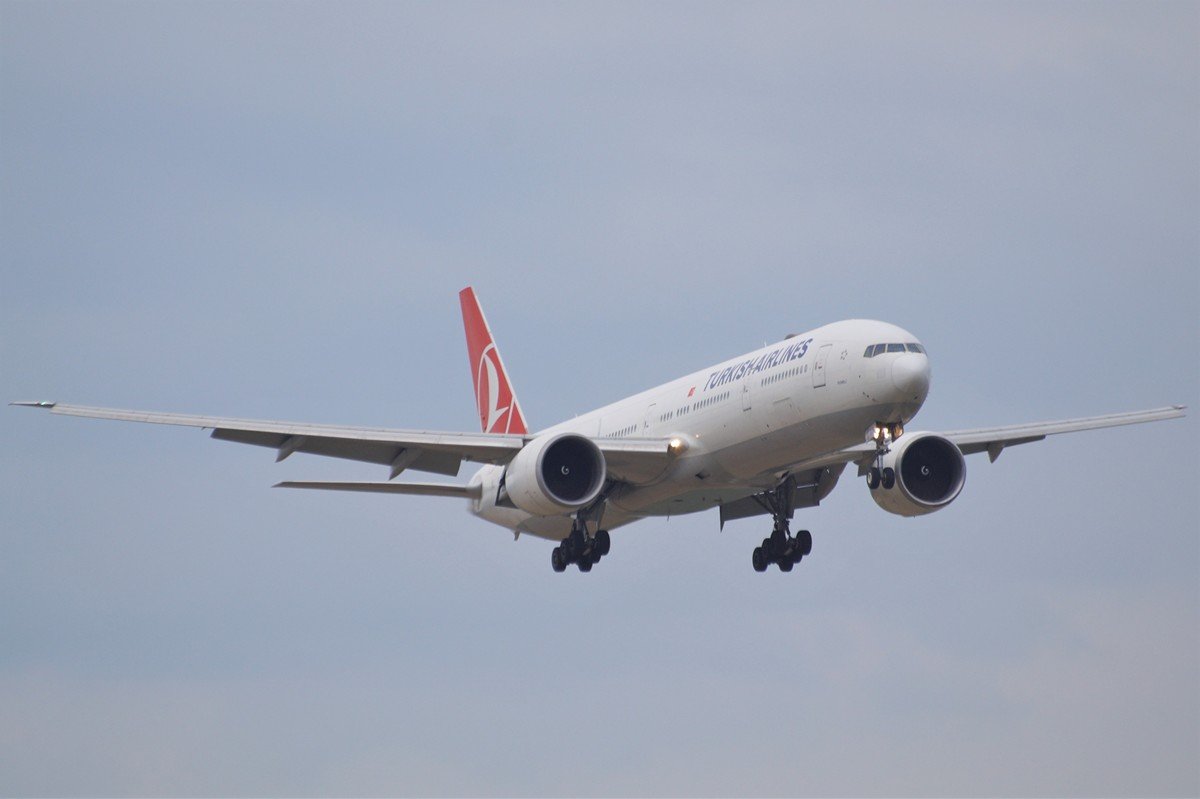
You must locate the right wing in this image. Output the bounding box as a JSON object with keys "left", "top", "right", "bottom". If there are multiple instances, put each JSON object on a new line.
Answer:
{"left": 718, "top": 405, "right": 1186, "bottom": 527}
{"left": 786, "top": 405, "right": 1188, "bottom": 475}
{"left": 940, "top": 405, "right": 1188, "bottom": 462}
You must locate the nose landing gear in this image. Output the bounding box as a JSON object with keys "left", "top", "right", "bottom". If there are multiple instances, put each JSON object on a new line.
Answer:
{"left": 865, "top": 422, "right": 903, "bottom": 490}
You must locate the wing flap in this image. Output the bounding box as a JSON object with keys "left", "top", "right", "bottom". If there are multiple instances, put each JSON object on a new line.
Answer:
{"left": 596, "top": 437, "right": 674, "bottom": 484}
{"left": 209, "top": 428, "right": 463, "bottom": 475}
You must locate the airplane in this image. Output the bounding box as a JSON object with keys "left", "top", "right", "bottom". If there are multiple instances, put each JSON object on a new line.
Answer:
{"left": 14, "top": 287, "right": 1186, "bottom": 573}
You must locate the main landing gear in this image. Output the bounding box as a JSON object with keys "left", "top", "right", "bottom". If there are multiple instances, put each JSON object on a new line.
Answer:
{"left": 551, "top": 522, "right": 611, "bottom": 573}
{"left": 752, "top": 524, "right": 812, "bottom": 573}
{"left": 750, "top": 477, "right": 813, "bottom": 573}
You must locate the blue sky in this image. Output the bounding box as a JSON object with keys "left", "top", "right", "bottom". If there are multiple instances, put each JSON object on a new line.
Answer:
{"left": 2, "top": 2, "right": 1197, "bottom": 795}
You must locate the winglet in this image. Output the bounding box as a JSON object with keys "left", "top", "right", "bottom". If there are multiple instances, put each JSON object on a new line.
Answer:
{"left": 459, "top": 287, "right": 528, "bottom": 435}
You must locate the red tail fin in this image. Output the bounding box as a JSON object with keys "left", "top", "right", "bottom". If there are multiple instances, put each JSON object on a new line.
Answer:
{"left": 459, "top": 287, "right": 529, "bottom": 435}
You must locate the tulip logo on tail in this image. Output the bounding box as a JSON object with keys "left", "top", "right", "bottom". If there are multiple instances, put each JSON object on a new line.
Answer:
{"left": 476, "top": 343, "right": 512, "bottom": 433}
{"left": 460, "top": 287, "right": 528, "bottom": 435}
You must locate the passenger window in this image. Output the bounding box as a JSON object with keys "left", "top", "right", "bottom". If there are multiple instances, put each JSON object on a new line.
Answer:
{"left": 886, "top": 343, "right": 905, "bottom": 353}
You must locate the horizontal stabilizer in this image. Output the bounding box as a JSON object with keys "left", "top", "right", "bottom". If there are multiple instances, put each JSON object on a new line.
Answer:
{"left": 275, "top": 480, "right": 481, "bottom": 499}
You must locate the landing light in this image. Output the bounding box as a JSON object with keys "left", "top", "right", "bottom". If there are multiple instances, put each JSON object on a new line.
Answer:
{"left": 668, "top": 437, "right": 687, "bottom": 455}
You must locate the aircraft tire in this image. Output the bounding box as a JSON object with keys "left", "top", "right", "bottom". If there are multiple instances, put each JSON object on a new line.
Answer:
{"left": 866, "top": 468, "right": 881, "bottom": 489}
{"left": 881, "top": 467, "right": 896, "bottom": 490}
{"left": 551, "top": 547, "right": 567, "bottom": 573}
{"left": 578, "top": 557, "right": 593, "bottom": 573}
{"left": 778, "top": 558, "right": 794, "bottom": 572}
{"left": 596, "top": 530, "right": 611, "bottom": 557}
{"left": 752, "top": 546, "right": 768, "bottom": 572}
{"left": 797, "top": 529, "right": 813, "bottom": 557}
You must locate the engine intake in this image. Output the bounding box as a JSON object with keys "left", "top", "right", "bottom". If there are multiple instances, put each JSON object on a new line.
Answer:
{"left": 870, "top": 432, "right": 966, "bottom": 517}
{"left": 504, "top": 432, "right": 606, "bottom": 516}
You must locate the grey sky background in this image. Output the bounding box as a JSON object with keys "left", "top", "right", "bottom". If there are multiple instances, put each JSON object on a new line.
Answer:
{"left": 2, "top": 2, "right": 1197, "bottom": 796}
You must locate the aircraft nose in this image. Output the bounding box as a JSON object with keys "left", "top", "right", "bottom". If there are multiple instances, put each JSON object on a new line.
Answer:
{"left": 891, "top": 353, "right": 931, "bottom": 401}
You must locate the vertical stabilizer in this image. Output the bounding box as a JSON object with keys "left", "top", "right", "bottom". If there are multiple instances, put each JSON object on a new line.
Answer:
{"left": 459, "top": 287, "right": 529, "bottom": 435}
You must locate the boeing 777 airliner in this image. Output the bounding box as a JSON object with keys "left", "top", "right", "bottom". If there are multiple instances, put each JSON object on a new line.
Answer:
{"left": 14, "top": 287, "right": 1185, "bottom": 573}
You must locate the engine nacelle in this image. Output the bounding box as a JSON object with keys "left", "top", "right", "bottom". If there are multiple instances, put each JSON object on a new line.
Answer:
{"left": 870, "top": 432, "right": 966, "bottom": 517}
{"left": 504, "top": 432, "right": 606, "bottom": 517}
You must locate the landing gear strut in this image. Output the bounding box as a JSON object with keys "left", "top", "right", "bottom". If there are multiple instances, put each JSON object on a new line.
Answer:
{"left": 551, "top": 519, "right": 611, "bottom": 573}
{"left": 750, "top": 477, "right": 813, "bottom": 573}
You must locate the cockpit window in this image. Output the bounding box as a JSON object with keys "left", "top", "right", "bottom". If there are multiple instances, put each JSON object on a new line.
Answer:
{"left": 866, "top": 342, "right": 925, "bottom": 357}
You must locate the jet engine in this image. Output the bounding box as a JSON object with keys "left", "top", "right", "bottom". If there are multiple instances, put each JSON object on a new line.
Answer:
{"left": 869, "top": 432, "right": 966, "bottom": 517}
{"left": 504, "top": 432, "right": 606, "bottom": 516}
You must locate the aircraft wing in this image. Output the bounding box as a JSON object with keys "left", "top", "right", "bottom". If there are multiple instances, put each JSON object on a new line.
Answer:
{"left": 787, "top": 405, "right": 1187, "bottom": 474}
{"left": 940, "top": 405, "right": 1187, "bottom": 462}
{"left": 274, "top": 480, "right": 482, "bottom": 498}
{"left": 11, "top": 402, "right": 674, "bottom": 482}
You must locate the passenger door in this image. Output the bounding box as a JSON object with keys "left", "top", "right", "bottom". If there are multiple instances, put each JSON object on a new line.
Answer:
{"left": 812, "top": 343, "right": 832, "bottom": 388}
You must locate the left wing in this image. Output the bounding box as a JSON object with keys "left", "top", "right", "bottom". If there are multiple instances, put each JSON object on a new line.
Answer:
{"left": 11, "top": 402, "right": 673, "bottom": 482}
{"left": 275, "top": 480, "right": 482, "bottom": 498}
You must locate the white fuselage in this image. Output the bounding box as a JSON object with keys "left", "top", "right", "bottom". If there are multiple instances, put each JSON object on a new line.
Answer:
{"left": 468, "top": 320, "right": 932, "bottom": 540}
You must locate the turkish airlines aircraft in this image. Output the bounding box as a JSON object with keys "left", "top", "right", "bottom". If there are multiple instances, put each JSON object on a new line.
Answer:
{"left": 15, "top": 287, "right": 1185, "bottom": 573}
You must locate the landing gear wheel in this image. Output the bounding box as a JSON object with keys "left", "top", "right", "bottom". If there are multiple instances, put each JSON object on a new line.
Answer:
{"left": 578, "top": 556, "right": 593, "bottom": 572}
{"left": 551, "top": 547, "right": 567, "bottom": 573}
{"left": 796, "top": 529, "right": 813, "bottom": 557}
{"left": 866, "top": 467, "right": 881, "bottom": 489}
{"left": 595, "top": 529, "right": 611, "bottom": 557}
{"left": 778, "top": 558, "right": 793, "bottom": 572}
{"left": 881, "top": 467, "right": 896, "bottom": 490}
{"left": 752, "top": 546, "right": 768, "bottom": 572}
